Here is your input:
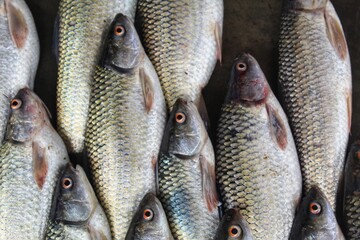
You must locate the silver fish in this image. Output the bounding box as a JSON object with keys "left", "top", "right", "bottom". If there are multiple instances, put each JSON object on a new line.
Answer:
{"left": 0, "top": 0, "right": 39, "bottom": 143}
{"left": 278, "top": 0, "right": 352, "bottom": 210}
{"left": 125, "top": 192, "right": 173, "bottom": 240}
{"left": 56, "top": 0, "right": 137, "bottom": 154}
{"left": 158, "top": 99, "right": 219, "bottom": 239}
{"left": 46, "top": 164, "right": 111, "bottom": 240}
{"left": 0, "top": 88, "right": 69, "bottom": 239}
{"left": 85, "top": 13, "right": 166, "bottom": 239}
{"left": 216, "top": 54, "right": 302, "bottom": 240}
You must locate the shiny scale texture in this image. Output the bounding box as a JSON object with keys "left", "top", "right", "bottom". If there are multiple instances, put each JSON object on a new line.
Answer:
{"left": 278, "top": 2, "right": 351, "bottom": 209}
{"left": 57, "top": 0, "right": 137, "bottom": 153}
{"left": 85, "top": 65, "right": 166, "bottom": 240}
{"left": 136, "top": 0, "right": 223, "bottom": 110}
{"left": 216, "top": 95, "right": 302, "bottom": 240}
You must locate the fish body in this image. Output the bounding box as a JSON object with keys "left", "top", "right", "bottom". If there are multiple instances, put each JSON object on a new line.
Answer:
{"left": 214, "top": 208, "right": 254, "bottom": 240}
{"left": 125, "top": 192, "right": 173, "bottom": 240}
{"left": 278, "top": 0, "right": 352, "bottom": 209}
{"left": 0, "top": 89, "right": 69, "bottom": 239}
{"left": 216, "top": 54, "right": 302, "bottom": 240}
{"left": 0, "top": 0, "right": 39, "bottom": 142}
{"left": 343, "top": 141, "right": 360, "bottom": 239}
{"left": 158, "top": 99, "right": 219, "bottom": 239}
{"left": 57, "top": 0, "right": 137, "bottom": 153}
{"left": 85, "top": 13, "right": 166, "bottom": 240}
{"left": 46, "top": 164, "right": 111, "bottom": 240}
{"left": 289, "top": 187, "right": 345, "bottom": 240}
{"left": 136, "top": 0, "right": 223, "bottom": 110}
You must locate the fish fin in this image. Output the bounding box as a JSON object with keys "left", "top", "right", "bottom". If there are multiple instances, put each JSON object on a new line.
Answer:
{"left": 88, "top": 225, "right": 108, "bottom": 240}
{"left": 139, "top": 68, "right": 154, "bottom": 113}
{"left": 199, "top": 154, "right": 218, "bottom": 212}
{"left": 5, "top": 0, "right": 29, "bottom": 49}
{"left": 325, "top": 11, "right": 348, "bottom": 60}
{"left": 347, "top": 90, "right": 352, "bottom": 133}
{"left": 266, "top": 103, "right": 288, "bottom": 150}
{"left": 196, "top": 94, "right": 211, "bottom": 133}
{"left": 32, "top": 141, "right": 48, "bottom": 190}
{"left": 52, "top": 13, "right": 59, "bottom": 64}
{"left": 214, "top": 21, "right": 223, "bottom": 64}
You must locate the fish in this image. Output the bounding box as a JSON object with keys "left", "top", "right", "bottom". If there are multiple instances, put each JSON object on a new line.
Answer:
{"left": 0, "top": 0, "right": 39, "bottom": 143}
{"left": 289, "top": 186, "right": 345, "bottom": 240}
{"left": 158, "top": 99, "right": 219, "bottom": 240}
{"left": 46, "top": 164, "right": 111, "bottom": 240}
{"left": 343, "top": 141, "right": 360, "bottom": 239}
{"left": 214, "top": 208, "right": 254, "bottom": 240}
{"left": 278, "top": 0, "right": 352, "bottom": 209}
{"left": 136, "top": 0, "right": 223, "bottom": 111}
{"left": 216, "top": 53, "right": 302, "bottom": 240}
{"left": 125, "top": 192, "right": 173, "bottom": 240}
{"left": 0, "top": 88, "right": 69, "bottom": 239}
{"left": 56, "top": 0, "right": 137, "bottom": 154}
{"left": 85, "top": 13, "right": 166, "bottom": 240}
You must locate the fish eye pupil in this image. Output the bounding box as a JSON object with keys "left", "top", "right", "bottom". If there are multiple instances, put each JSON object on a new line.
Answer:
{"left": 228, "top": 225, "right": 241, "bottom": 237}
{"left": 309, "top": 202, "right": 321, "bottom": 214}
{"left": 175, "top": 112, "right": 186, "bottom": 123}
{"left": 62, "top": 178, "right": 73, "bottom": 189}
{"left": 114, "top": 25, "right": 125, "bottom": 36}
{"left": 10, "top": 99, "right": 22, "bottom": 109}
{"left": 237, "top": 62, "right": 247, "bottom": 71}
{"left": 143, "top": 209, "right": 153, "bottom": 221}
{"left": 231, "top": 228, "right": 238, "bottom": 235}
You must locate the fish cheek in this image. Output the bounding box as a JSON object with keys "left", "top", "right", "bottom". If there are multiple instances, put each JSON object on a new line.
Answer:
{"left": 325, "top": 11, "right": 348, "bottom": 60}
{"left": 265, "top": 103, "right": 288, "bottom": 150}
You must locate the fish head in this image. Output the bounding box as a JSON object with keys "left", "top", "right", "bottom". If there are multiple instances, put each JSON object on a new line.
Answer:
{"left": 101, "top": 13, "right": 144, "bottom": 71}
{"left": 162, "top": 99, "right": 207, "bottom": 158}
{"left": 125, "top": 193, "right": 173, "bottom": 240}
{"left": 226, "top": 53, "right": 269, "bottom": 106}
{"left": 286, "top": 0, "right": 328, "bottom": 11}
{"left": 214, "top": 209, "right": 253, "bottom": 240}
{"left": 51, "top": 164, "right": 96, "bottom": 224}
{"left": 344, "top": 141, "right": 360, "bottom": 197}
{"left": 6, "top": 88, "right": 51, "bottom": 142}
{"left": 290, "top": 186, "right": 342, "bottom": 239}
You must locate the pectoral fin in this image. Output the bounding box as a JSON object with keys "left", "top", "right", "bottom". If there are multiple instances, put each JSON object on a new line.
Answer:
{"left": 32, "top": 141, "right": 48, "bottom": 190}
{"left": 139, "top": 68, "right": 154, "bottom": 113}
{"left": 5, "top": 0, "right": 29, "bottom": 49}
{"left": 214, "top": 21, "right": 223, "bottom": 64}
{"left": 266, "top": 103, "right": 288, "bottom": 150}
{"left": 199, "top": 154, "right": 218, "bottom": 212}
{"left": 325, "top": 11, "right": 348, "bottom": 60}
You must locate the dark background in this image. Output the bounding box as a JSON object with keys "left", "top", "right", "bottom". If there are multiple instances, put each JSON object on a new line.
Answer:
{"left": 25, "top": 0, "right": 360, "bottom": 144}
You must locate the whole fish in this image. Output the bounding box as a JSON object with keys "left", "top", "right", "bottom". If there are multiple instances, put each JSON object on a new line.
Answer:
{"left": 46, "top": 164, "right": 111, "bottom": 240}
{"left": 289, "top": 186, "right": 345, "bottom": 240}
{"left": 0, "top": 0, "right": 39, "bottom": 143}
{"left": 0, "top": 88, "right": 69, "bottom": 239}
{"left": 343, "top": 141, "right": 360, "bottom": 239}
{"left": 216, "top": 54, "right": 302, "bottom": 240}
{"left": 85, "top": 13, "right": 166, "bottom": 239}
{"left": 278, "top": 0, "right": 352, "bottom": 209}
{"left": 158, "top": 99, "right": 219, "bottom": 239}
{"left": 125, "top": 192, "right": 173, "bottom": 240}
{"left": 214, "top": 208, "right": 254, "bottom": 240}
{"left": 136, "top": 0, "right": 223, "bottom": 111}
{"left": 56, "top": 0, "right": 137, "bottom": 154}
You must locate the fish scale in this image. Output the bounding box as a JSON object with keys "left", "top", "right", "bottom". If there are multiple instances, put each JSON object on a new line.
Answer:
{"left": 136, "top": 0, "right": 223, "bottom": 110}
{"left": 86, "top": 64, "right": 166, "bottom": 239}
{"left": 278, "top": 1, "right": 351, "bottom": 210}
{"left": 57, "top": 0, "right": 137, "bottom": 154}
{"left": 158, "top": 146, "right": 219, "bottom": 240}
{"left": 216, "top": 101, "right": 301, "bottom": 240}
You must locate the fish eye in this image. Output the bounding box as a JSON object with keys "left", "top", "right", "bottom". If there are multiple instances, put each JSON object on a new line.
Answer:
{"left": 309, "top": 202, "right": 321, "bottom": 215}
{"left": 143, "top": 209, "right": 154, "bottom": 221}
{"left": 62, "top": 177, "right": 73, "bottom": 189}
{"left": 228, "top": 225, "right": 241, "bottom": 237}
{"left": 175, "top": 112, "right": 186, "bottom": 124}
{"left": 10, "top": 99, "right": 22, "bottom": 110}
{"left": 356, "top": 151, "right": 360, "bottom": 160}
{"left": 114, "top": 25, "right": 125, "bottom": 36}
{"left": 236, "top": 62, "right": 247, "bottom": 72}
